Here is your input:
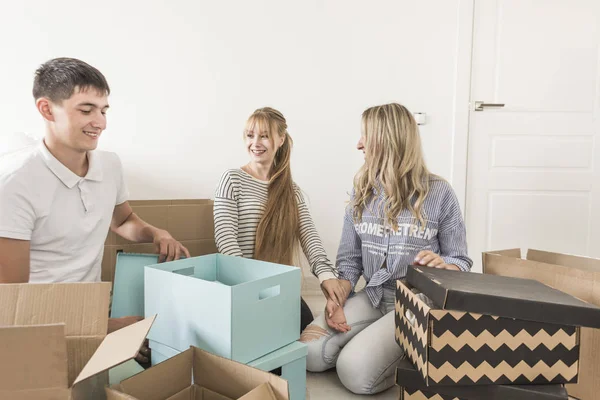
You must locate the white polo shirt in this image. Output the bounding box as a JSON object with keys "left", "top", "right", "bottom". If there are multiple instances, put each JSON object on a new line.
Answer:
{"left": 0, "top": 140, "right": 129, "bottom": 283}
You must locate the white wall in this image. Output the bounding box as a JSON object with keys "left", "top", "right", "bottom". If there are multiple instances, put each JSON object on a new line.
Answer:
{"left": 0, "top": 0, "right": 470, "bottom": 261}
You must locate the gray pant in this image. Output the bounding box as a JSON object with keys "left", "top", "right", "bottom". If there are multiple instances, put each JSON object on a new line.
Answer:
{"left": 301, "top": 288, "right": 405, "bottom": 395}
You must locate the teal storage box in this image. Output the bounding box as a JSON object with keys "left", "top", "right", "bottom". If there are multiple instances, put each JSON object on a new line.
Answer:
{"left": 144, "top": 253, "right": 302, "bottom": 364}
{"left": 249, "top": 341, "right": 307, "bottom": 400}
{"left": 111, "top": 253, "right": 159, "bottom": 318}
{"left": 150, "top": 340, "right": 181, "bottom": 366}
{"left": 149, "top": 340, "right": 307, "bottom": 400}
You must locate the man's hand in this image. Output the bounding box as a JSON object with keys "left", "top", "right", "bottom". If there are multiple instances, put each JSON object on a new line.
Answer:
{"left": 324, "top": 298, "right": 351, "bottom": 333}
{"left": 321, "top": 279, "right": 351, "bottom": 308}
{"left": 108, "top": 316, "right": 151, "bottom": 364}
{"left": 414, "top": 250, "right": 460, "bottom": 271}
{"left": 153, "top": 229, "right": 191, "bottom": 262}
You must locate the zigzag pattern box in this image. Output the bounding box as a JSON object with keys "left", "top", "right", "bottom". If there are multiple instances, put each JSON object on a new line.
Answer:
{"left": 395, "top": 358, "right": 568, "bottom": 400}
{"left": 395, "top": 266, "right": 600, "bottom": 386}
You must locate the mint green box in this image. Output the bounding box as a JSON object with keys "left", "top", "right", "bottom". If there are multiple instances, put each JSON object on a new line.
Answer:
{"left": 144, "top": 254, "right": 301, "bottom": 364}
{"left": 111, "top": 253, "right": 159, "bottom": 318}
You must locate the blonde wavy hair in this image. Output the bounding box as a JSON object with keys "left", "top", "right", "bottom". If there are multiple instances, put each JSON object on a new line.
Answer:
{"left": 245, "top": 107, "right": 299, "bottom": 266}
{"left": 352, "top": 103, "right": 435, "bottom": 230}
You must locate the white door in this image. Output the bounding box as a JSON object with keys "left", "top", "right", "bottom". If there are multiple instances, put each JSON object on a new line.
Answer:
{"left": 465, "top": 0, "right": 600, "bottom": 271}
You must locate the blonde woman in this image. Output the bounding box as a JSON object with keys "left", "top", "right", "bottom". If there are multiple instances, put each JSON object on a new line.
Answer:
{"left": 213, "top": 107, "right": 347, "bottom": 333}
{"left": 300, "top": 103, "right": 472, "bottom": 395}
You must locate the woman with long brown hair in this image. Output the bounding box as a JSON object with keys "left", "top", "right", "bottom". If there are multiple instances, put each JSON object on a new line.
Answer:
{"left": 300, "top": 103, "right": 472, "bottom": 395}
{"left": 214, "top": 107, "right": 346, "bottom": 332}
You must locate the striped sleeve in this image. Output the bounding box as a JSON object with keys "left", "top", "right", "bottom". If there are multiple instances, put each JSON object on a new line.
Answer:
{"left": 336, "top": 202, "right": 363, "bottom": 291}
{"left": 214, "top": 170, "right": 244, "bottom": 257}
{"left": 437, "top": 182, "right": 472, "bottom": 271}
{"left": 296, "top": 189, "right": 338, "bottom": 283}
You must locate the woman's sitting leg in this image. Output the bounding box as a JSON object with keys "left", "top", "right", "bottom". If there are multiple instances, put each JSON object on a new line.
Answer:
{"left": 300, "top": 291, "right": 382, "bottom": 372}
{"left": 335, "top": 309, "right": 406, "bottom": 395}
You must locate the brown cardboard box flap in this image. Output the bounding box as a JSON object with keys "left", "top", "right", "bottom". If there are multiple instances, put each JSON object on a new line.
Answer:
{"left": 73, "top": 316, "right": 156, "bottom": 386}
{"left": 0, "top": 282, "right": 111, "bottom": 385}
{"left": 483, "top": 249, "right": 600, "bottom": 400}
{"left": 164, "top": 385, "right": 235, "bottom": 400}
{"left": 0, "top": 388, "right": 72, "bottom": 400}
{"left": 106, "top": 386, "right": 138, "bottom": 400}
{"left": 0, "top": 324, "right": 68, "bottom": 391}
{"left": 192, "top": 347, "right": 288, "bottom": 400}
{"left": 119, "top": 347, "right": 194, "bottom": 399}
{"left": 113, "top": 347, "right": 289, "bottom": 400}
{"left": 0, "top": 283, "right": 110, "bottom": 335}
{"left": 104, "top": 200, "right": 215, "bottom": 246}
{"left": 407, "top": 265, "right": 600, "bottom": 328}
{"left": 238, "top": 383, "right": 277, "bottom": 400}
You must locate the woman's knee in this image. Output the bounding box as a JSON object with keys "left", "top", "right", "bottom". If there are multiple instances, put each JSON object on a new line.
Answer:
{"left": 336, "top": 347, "right": 373, "bottom": 394}
{"left": 301, "top": 323, "right": 333, "bottom": 372}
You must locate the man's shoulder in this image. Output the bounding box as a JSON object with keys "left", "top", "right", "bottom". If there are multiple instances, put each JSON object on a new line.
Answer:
{"left": 0, "top": 144, "right": 46, "bottom": 184}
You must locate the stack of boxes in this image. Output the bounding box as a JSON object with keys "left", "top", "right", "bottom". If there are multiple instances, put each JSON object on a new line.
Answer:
{"left": 112, "top": 252, "right": 308, "bottom": 400}
{"left": 394, "top": 265, "right": 600, "bottom": 399}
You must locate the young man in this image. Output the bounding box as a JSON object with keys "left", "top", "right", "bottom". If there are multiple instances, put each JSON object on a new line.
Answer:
{"left": 0, "top": 58, "right": 190, "bottom": 351}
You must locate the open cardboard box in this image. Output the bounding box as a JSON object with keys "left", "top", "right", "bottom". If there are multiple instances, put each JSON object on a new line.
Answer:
{"left": 483, "top": 249, "right": 600, "bottom": 400}
{"left": 0, "top": 286, "right": 155, "bottom": 400}
{"left": 102, "top": 200, "right": 217, "bottom": 283}
{"left": 0, "top": 283, "right": 111, "bottom": 386}
{"left": 105, "top": 346, "right": 289, "bottom": 400}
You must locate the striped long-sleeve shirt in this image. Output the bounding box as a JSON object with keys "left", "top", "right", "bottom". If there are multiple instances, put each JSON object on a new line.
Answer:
{"left": 214, "top": 169, "right": 338, "bottom": 282}
{"left": 337, "top": 178, "right": 472, "bottom": 307}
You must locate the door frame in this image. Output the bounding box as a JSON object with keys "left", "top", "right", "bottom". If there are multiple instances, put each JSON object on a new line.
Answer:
{"left": 450, "top": 0, "right": 475, "bottom": 220}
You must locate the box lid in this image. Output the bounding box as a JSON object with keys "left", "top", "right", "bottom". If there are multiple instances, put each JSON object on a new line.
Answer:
{"left": 396, "top": 358, "right": 568, "bottom": 400}
{"left": 406, "top": 265, "right": 600, "bottom": 328}
{"left": 111, "top": 252, "right": 160, "bottom": 318}
{"left": 73, "top": 316, "right": 156, "bottom": 386}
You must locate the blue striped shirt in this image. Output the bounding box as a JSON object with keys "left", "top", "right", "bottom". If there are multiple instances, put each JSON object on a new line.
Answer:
{"left": 337, "top": 178, "right": 472, "bottom": 307}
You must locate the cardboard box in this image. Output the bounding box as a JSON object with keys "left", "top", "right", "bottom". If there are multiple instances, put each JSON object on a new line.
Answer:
{"left": 396, "top": 265, "right": 600, "bottom": 386}
{"left": 0, "top": 282, "right": 112, "bottom": 386}
{"left": 105, "top": 346, "right": 289, "bottom": 400}
{"left": 483, "top": 249, "right": 600, "bottom": 400}
{"left": 145, "top": 254, "right": 301, "bottom": 364}
{"left": 0, "top": 281, "right": 155, "bottom": 400}
{"left": 102, "top": 200, "right": 217, "bottom": 283}
{"left": 395, "top": 357, "right": 568, "bottom": 400}
{"left": 150, "top": 340, "right": 307, "bottom": 400}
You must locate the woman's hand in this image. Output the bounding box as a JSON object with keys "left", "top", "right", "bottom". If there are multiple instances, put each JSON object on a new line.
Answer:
{"left": 413, "top": 250, "right": 460, "bottom": 270}
{"left": 321, "top": 279, "right": 352, "bottom": 308}
{"left": 324, "top": 298, "right": 351, "bottom": 333}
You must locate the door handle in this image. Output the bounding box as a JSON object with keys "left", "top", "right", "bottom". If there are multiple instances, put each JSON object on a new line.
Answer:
{"left": 474, "top": 101, "right": 505, "bottom": 111}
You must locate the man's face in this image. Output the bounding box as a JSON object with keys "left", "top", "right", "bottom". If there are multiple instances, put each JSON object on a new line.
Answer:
{"left": 48, "top": 88, "right": 109, "bottom": 153}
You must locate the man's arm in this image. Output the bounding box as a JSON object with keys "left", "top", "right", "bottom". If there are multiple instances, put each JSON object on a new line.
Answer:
{"left": 111, "top": 202, "right": 190, "bottom": 262}
{"left": 0, "top": 238, "right": 30, "bottom": 283}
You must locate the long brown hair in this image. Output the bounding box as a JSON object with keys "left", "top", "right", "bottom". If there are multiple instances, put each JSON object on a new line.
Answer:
{"left": 246, "top": 107, "right": 299, "bottom": 266}
{"left": 353, "top": 103, "right": 434, "bottom": 229}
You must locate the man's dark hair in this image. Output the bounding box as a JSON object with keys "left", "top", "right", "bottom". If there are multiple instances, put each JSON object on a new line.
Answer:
{"left": 32, "top": 57, "right": 110, "bottom": 103}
